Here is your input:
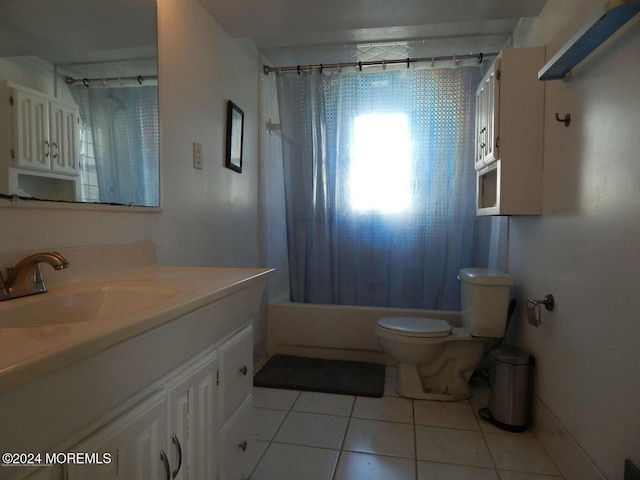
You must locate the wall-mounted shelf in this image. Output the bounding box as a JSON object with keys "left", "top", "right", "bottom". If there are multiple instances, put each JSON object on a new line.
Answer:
{"left": 539, "top": 0, "right": 640, "bottom": 80}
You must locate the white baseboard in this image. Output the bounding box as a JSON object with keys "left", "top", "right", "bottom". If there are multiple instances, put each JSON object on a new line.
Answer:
{"left": 531, "top": 396, "right": 607, "bottom": 480}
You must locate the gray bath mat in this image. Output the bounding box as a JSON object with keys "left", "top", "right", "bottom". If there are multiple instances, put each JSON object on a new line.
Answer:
{"left": 253, "top": 355, "right": 385, "bottom": 397}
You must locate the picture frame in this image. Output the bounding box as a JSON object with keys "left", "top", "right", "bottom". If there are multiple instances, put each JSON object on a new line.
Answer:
{"left": 225, "top": 100, "right": 244, "bottom": 173}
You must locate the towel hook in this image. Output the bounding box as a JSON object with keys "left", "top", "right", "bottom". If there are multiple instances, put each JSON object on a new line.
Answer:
{"left": 555, "top": 113, "right": 571, "bottom": 127}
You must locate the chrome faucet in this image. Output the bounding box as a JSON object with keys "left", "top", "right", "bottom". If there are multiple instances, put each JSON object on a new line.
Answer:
{"left": 0, "top": 252, "right": 69, "bottom": 301}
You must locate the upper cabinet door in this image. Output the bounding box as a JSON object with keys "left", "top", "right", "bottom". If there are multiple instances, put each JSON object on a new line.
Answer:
{"left": 49, "top": 100, "right": 79, "bottom": 175}
{"left": 12, "top": 88, "right": 51, "bottom": 171}
{"left": 474, "top": 59, "right": 500, "bottom": 170}
{"left": 483, "top": 61, "right": 500, "bottom": 166}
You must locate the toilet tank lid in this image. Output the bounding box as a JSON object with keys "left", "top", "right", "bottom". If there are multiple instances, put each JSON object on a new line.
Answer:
{"left": 459, "top": 268, "right": 513, "bottom": 286}
{"left": 377, "top": 317, "right": 452, "bottom": 337}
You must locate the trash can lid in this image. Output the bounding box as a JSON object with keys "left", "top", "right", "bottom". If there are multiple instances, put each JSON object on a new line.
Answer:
{"left": 489, "top": 346, "right": 530, "bottom": 365}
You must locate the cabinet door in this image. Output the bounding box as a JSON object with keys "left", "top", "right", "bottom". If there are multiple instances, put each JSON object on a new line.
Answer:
{"left": 483, "top": 60, "right": 500, "bottom": 165}
{"left": 21, "top": 466, "right": 63, "bottom": 480}
{"left": 49, "top": 101, "right": 79, "bottom": 175}
{"left": 218, "top": 325, "right": 253, "bottom": 424}
{"left": 66, "top": 392, "right": 168, "bottom": 480}
{"left": 12, "top": 88, "right": 50, "bottom": 171}
{"left": 218, "top": 396, "right": 253, "bottom": 480}
{"left": 167, "top": 353, "right": 218, "bottom": 480}
{"left": 474, "top": 82, "right": 486, "bottom": 169}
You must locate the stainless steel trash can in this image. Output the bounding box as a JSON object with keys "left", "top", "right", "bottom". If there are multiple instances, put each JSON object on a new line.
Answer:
{"left": 480, "top": 346, "right": 530, "bottom": 432}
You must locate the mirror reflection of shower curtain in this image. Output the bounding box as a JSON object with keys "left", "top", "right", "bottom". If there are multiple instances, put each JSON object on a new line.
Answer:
{"left": 71, "top": 85, "right": 159, "bottom": 206}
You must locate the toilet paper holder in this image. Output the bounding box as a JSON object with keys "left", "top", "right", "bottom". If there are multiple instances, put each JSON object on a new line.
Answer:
{"left": 526, "top": 294, "right": 554, "bottom": 327}
{"left": 528, "top": 294, "right": 555, "bottom": 311}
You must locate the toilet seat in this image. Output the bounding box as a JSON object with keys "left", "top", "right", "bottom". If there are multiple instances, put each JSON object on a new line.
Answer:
{"left": 377, "top": 317, "right": 452, "bottom": 338}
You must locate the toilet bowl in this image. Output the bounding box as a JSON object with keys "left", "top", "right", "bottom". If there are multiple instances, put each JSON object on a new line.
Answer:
{"left": 376, "top": 268, "right": 513, "bottom": 401}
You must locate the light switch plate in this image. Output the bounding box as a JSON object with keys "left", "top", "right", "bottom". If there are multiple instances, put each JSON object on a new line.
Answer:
{"left": 193, "top": 142, "right": 202, "bottom": 169}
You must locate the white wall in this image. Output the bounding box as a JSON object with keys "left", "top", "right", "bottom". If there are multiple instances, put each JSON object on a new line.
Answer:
{"left": 153, "top": 0, "right": 260, "bottom": 268}
{"left": 510, "top": 3, "right": 640, "bottom": 479}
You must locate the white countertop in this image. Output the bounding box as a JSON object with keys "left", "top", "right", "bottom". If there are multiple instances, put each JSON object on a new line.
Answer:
{"left": 0, "top": 266, "right": 273, "bottom": 393}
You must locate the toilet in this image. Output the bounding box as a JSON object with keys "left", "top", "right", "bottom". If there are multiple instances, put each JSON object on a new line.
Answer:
{"left": 375, "top": 268, "right": 513, "bottom": 401}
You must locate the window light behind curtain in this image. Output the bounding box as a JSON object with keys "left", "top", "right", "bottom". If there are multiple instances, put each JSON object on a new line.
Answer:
{"left": 277, "top": 66, "right": 481, "bottom": 310}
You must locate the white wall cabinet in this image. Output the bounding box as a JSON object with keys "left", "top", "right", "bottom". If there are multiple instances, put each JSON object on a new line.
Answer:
{"left": 475, "top": 59, "right": 499, "bottom": 170}
{"left": 0, "top": 81, "right": 80, "bottom": 200}
{"left": 474, "top": 48, "right": 545, "bottom": 216}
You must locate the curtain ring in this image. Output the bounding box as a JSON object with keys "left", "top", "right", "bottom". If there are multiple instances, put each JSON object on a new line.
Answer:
{"left": 319, "top": 64, "right": 323, "bottom": 74}
{"left": 382, "top": 59, "right": 386, "bottom": 70}
{"left": 137, "top": 75, "right": 144, "bottom": 85}
{"left": 478, "top": 53, "right": 483, "bottom": 64}
{"left": 358, "top": 61, "right": 362, "bottom": 72}
{"left": 431, "top": 57, "right": 435, "bottom": 67}
{"left": 406, "top": 58, "right": 410, "bottom": 69}
{"left": 82, "top": 78, "right": 90, "bottom": 88}
{"left": 297, "top": 65, "right": 301, "bottom": 75}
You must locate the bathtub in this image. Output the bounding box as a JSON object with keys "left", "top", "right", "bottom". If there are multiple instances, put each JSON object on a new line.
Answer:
{"left": 266, "top": 302, "right": 462, "bottom": 366}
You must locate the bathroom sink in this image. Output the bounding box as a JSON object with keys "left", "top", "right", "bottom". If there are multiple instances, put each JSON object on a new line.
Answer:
{"left": 0, "top": 286, "right": 178, "bottom": 328}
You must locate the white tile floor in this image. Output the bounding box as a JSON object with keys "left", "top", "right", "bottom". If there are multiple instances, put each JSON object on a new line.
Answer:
{"left": 249, "top": 368, "right": 564, "bottom": 480}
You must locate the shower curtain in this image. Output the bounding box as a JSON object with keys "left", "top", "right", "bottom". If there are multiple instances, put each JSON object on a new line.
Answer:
{"left": 276, "top": 66, "right": 481, "bottom": 310}
{"left": 71, "top": 84, "right": 159, "bottom": 206}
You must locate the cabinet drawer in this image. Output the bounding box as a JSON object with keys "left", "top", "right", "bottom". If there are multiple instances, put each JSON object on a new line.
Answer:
{"left": 218, "top": 396, "right": 253, "bottom": 480}
{"left": 218, "top": 324, "right": 253, "bottom": 423}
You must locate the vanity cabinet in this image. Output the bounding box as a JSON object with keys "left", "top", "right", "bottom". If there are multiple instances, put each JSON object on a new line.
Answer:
{"left": 474, "top": 47, "right": 545, "bottom": 216}
{"left": 0, "top": 81, "right": 80, "bottom": 200}
{"left": 0, "top": 267, "right": 269, "bottom": 480}
{"left": 63, "top": 326, "right": 253, "bottom": 480}
{"left": 166, "top": 353, "right": 218, "bottom": 480}
{"left": 66, "top": 392, "right": 168, "bottom": 480}
{"left": 217, "top": 325, "right": 254, "bottom": 480}
{"left": 67, "top": 350, "right": 219, "bottom": 480}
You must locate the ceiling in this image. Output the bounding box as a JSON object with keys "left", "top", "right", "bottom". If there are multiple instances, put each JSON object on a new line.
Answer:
{"left": 198, "top": 0, "right": 548, "bottom": 67}
{"left": 0, "top": 0, "right": 157, "bottom": 69}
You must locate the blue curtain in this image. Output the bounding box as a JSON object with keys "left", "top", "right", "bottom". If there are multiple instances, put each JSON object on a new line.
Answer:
{"left": 71, "top": 85, "right": 159, "bottom": 206}
{"left": 277, "top": 67, "right": 481, "bottom": 310}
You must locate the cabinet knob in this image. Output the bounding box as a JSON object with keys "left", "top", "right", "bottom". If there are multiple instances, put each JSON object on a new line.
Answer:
{"left": 239, "top": 365, "right": 248, "bottom": 376}
{"left": 238, "top": 440, "right": 248, "bottom": 451}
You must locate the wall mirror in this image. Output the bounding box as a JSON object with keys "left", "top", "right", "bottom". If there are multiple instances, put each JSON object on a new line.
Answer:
{"left": 0, "top": 0, "right": 160, "bottom": 207}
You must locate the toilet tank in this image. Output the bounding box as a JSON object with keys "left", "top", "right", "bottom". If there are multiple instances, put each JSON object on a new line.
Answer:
{"left": 459, "top": 268, "right": 513, "bottom": 338}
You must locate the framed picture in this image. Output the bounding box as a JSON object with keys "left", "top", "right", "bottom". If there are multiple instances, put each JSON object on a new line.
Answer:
{"left": 225, "top": 100, "right": 244, "bottom": 173}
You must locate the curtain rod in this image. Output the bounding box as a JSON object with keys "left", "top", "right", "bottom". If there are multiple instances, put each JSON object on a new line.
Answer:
{"left": 65, "top": 74, "right": 158, "bottom": 87}
{"left": 263, "top": 52, "right": 497, "bottom": 75}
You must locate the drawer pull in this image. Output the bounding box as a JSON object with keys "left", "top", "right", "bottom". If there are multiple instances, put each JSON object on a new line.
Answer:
{"left": 238, "top": 440, "right": 248, "bottom": 451}
{"left": 172, "top": 434, "right": 182, "bottom": 478}
{"left": 239, "top": 365, "right": 248, "bottom": 376}
{"left": 160, "top": 450, "right": 171, "bottom": 480}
